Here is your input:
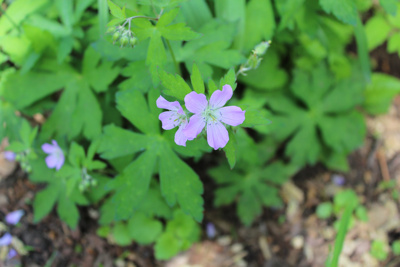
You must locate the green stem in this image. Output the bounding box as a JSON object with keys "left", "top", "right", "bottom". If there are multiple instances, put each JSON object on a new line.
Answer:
{"left": 165, "top": 39, "right": 181, "bottom": 75}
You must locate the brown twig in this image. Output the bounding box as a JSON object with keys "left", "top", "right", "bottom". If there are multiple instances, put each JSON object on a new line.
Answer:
{"left": 377, "top": 149, "right": 391, "bottom": 181}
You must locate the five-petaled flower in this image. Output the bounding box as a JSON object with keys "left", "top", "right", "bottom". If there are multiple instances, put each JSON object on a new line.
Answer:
{"left": 183, "top": 84, "right": 245, "bottom": 150}
{"left": 157, "top": 96, "right": 190, "bottom": 146}
{"left": 42, "top": 140, "right": 65, "bottom": 171}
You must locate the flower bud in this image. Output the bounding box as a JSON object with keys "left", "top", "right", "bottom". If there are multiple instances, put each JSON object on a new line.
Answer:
{"left": 129, "top": 37, "right": 137, "bottom": 47}
{"left": 106, "top": 26, "right": 116, "bottom": 34}
{"left": 254, "top": 41, "right": 271, "bottom": 56}
{"left": 91, "top": 179, "right": 98, "bottom": 187}
{"left": 247, "top": 54, "right": 261, "bottom": 69}
{"left": 120, "top": 36, "right": 129, "bottom": 47}
{"left": 112, "top": 32, "right": 121, "bottom": 43}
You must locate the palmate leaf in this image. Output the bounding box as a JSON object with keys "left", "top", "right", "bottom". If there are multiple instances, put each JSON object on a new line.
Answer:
{"left": 132, "top": 8, "right": 198, "bottom": 82}
{"left": 265, "top": 64, "right": 366, "bottom": 168}
{"left": 98, "top": 88, "right": 204, "bottom": 222}
{"left": 177, "top": 20, "right": 245, "bottom": 79}
{"left": 42, "top": 47, "right": 119, "bottom": 140}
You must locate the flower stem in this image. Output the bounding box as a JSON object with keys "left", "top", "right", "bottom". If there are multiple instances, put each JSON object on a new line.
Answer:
{"left": 122, "top": 15, "right": 159, "bottom": 27}
{"left": 165, "top": 39, "right": 181, "bottom": 75}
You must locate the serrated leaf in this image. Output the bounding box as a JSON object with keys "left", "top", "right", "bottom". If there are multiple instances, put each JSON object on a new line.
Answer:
{"left": 190, "top": 64, "right": 205, "bottom": 94}
{"left": 33, "top": 183, "right": 60, "bottom": 222}
{"left": 319, "top": 0, "right": 358, "bottom": 25}
{"left": 98, "top": 125, "right": 149, "bottom": 159}
{"left": 219, "top": 68, "right": 237, "bottom": 91}
{"left": 57, "top": 191, "right": 80, "bottom": 228}
{"left": 159, "top": 144, "right": 204, "bottom": 222}
{"left": 160, "top": 71, "right": 192, "bottom": 100}
{"left": 363, "top": 73, "right": 400, "bottom": 114}
{"left": 243, "top": 0, "right": 275, "bottom": 52}
{"left": 116, "top": 89, "right": 159, "bottom": 134}
{"left": 365, "top": 15, "right": 391, "bottom": 50}
{"left": 107, "top": 0, "right": 125, "bottom": 19}
{"left": 241, "top": 109, "right": 271, "bottom": 128}
{"left": 128, "top": 212, "right": 162, "bottom": 244}
{"left": 110, "top": 151, "right": 157, "bottom": 220}
{"left": 223, "top": 129, "right": 237, "bottom": 169}
{"left": 112, "top": 222, "right": 131, "bottom": 246}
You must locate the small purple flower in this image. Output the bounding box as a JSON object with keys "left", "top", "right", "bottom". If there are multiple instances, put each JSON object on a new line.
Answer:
{"left": 332, "top": 174, "right": 345, "bottom": 186}
{"left": 7, "top": 248, "right": 17, "bottom": 259}
{"left": 0, "top": 233, "right": 12, "bottom": 246}
{"left": 206, "top": 222, "right": 216, "bottom": 239}
{"left": 157, "top": 96, "right": 190, "bottom": 146}
{"left": 3, "top": 151, "right": 16, "bottom": 161}
{"left": 5, "top": 210, "right": 24, "bottom": 225}
{"left": 42, "top": 140, "right": 65, "bottom": 171}
{"left": 183, "top": 85, "right": 245, "bottom": 150}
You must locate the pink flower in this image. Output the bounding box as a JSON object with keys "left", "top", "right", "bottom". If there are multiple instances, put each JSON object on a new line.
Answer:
{"left": 41, "top": 140, "right": 64, "bottom": 171}
{"left": 156, "top": 96, "right": 190, "bottom": 146}
{"left": 183, "top": 85, "right": 245, "bottom": 150}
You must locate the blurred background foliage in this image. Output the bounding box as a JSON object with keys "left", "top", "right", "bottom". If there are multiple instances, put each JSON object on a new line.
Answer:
{"left": 1, "top": 0, "right": 400, "bottom": 262}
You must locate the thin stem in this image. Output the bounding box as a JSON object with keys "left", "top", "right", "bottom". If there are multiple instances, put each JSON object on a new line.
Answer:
{"left": 165, "top": 39, "right": 181, "bottom": 75}
{"left": 150, "top": 0, "right": 158, "bottom": 17}
{"left": 121, "top": 15, "right": 159, "bottom": 27}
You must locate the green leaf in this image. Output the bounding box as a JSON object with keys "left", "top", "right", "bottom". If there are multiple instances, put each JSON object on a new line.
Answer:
{"left": 98, "top": 125, "right": 149, "bottom": 159}
{"left": 110, "top": 151, "right": 157, "bottom": 220}
{"left": 219, "top": 68, "right": 237, "bottom": 91}
{"left": 241, "top": 109, "right": 271, "bottom": 128}
{"left": 180, "top": 0, "right": 213, "bottom": 31}
{"left": 160, "top": 71, "right": 192, "bottom": 100}
{"left": 355, "top": 205, "right": 368, "bottom": 222}
{"left": 365, "top": 15, "right": 391, "bottom": 50}
{"left": 363, "top": 73, "right": 400, "bottom": 115}
{"left": 319, "top": 0, "right": 358, "bottom": 25}
{"left": 107, "top": 0, "right": 126, "bottom": 19}
{"left": 370, "top": 240, "right": 389, "bottom": 261}
{"left": 387, "top": 33, "right": 400, "bottom": 54}
{"left": 318, "top": 112, "right": 366, "bottom": 153}
{"left": 119, "top": 60, "right": 153, "bottom": 93}
{"left": 354, "top": 16, "right": 371, "bottom": 82}
{"left": 146, "top": 30, "right": 167, "bottom": 83}
{"left": 316, "top": 202, "right": 333, "bottom": 219}
{"left": 33, "top": 183, "right": 60, "bottom": 222}
{"left": 112, "top": 222, "right": 131, "bottom": 246}
{"left": 215, "top": 0, "right": 246, "bottom": 49}
{"left": 127, "top": 212, "right": 163, "bottom": 244}
{"left": 190, "top": 64, "right": 205, "bottom": 94}
{"left": 2, "top": 64, "right": 73, "bottom": 109}
{"left": 223, "top": 129, "right": 237, "bottom": 169}
{"left": 155, "top": 210, "right": 200, "bottom": 259}
{"left": 159, "top": 144, "right": 204, "bottom": 222}
{"left": 243, "top": 0, "right": 275, "bottom": 52}
{"left": 380, "top": 0, "right": 397, "bottom": 16}
{"left": 57, "top": 192, "right": 80, "bottom": 228}
{"left": 116, "top": 89, "right": 159, "bottom": 134}
{"left": 392, "top": 240, "right": 400, "bottom": 255}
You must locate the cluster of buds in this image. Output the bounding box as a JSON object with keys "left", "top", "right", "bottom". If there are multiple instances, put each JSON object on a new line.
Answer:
{"left": 78, "top": 168, "right": 97, "bottom": 192}
{"left": 237, "top": 41, "right": 271, "bottom": 76}
{"left": 107, "top": 25, "right": 137, "bottom": 48}
{"left": 5, "top": 151, "right": 32, "bottom": 173}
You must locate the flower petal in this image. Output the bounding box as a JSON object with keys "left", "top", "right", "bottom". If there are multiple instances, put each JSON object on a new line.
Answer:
{"left": 184, "top": 91, "right": 208, "bottom": 114}
{"left": 5, "top": 210, "right": 24, "bottom": 225}
{"left": 156, "top": 96, "right": 181, "bottom": 111}
{"left": 7, "top": 248, "right": 17, "bottom": 259}
{"left": 217, "top": 106, "right": 246, "bottom": 126}
{"left": 174, "top": 123, "right": 189, "bottom": 147}
{"left": 209, "top": 84, "right": 233, "bottom": 109}
{"left": 0, "top": 233, "right": 12, "bottom": 246}
{"left": 159, "top": 111, "right": 181, "bottom": 130}
{"left": 206, "top": 120, "right": 229, "bottom": 150}
{"left": 3, "top": 151, "right": 16, "bottom": 161}
{"left": 42, "top": 143, "right": 57, "bottom": 154}
{"left": 45, "top": 154, "right": 59, "bottom": 169}
{"left": 55, "top": 153, "right": 65, "bottom": 171}
{"left": 183, "top": 114, "right": 206, "bottom": 140}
